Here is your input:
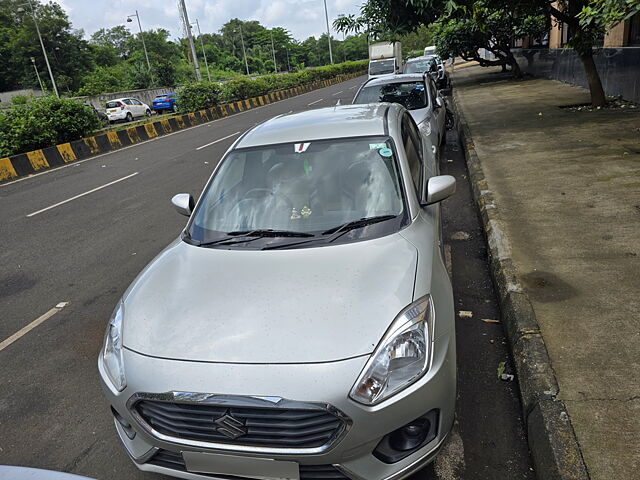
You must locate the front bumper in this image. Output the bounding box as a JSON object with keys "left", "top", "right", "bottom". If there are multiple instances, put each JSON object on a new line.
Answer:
{"left": 99, "top": 331, "right": 455, "bottom": 480}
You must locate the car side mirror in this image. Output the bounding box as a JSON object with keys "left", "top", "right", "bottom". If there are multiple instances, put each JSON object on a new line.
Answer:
{"left": 434, "top": 97, "right": 443, "bottom": 109}
{"left": 422, "top": 175, "right": 456, "bottom": 206}
{"left": 172, "top": 193, "right": 194, "bottom": 216}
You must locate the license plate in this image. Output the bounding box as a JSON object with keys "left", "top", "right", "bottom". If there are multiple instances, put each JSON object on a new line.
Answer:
{"left": 183, "top": 451, "right": 299, "bottom": 480}
{"left": 107, "top": 109, "right": 117, "bottom": 113}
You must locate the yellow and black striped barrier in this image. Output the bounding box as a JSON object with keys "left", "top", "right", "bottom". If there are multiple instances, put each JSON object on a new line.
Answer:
{"left": 0, "top": 71, "right": 364, "bottom": 183}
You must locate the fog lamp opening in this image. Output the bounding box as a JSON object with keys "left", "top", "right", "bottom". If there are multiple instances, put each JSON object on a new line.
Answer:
{"left": 373, "top": 409, "right": 439, "bottom": 463}
{"left": 111, "top": 406, "right": 136, "bottom": 440}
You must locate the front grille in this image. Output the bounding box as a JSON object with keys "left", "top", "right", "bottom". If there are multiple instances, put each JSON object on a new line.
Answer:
{"left": 148, "top": 449, "right": 351, "bottom": 479}
{"left": 135, "top": 400, "right": 345, "bottom": 449}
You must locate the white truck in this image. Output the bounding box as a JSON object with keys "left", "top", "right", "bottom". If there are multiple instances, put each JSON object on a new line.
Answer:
{"left": 368, "top": 42, "right": 402, "bottom": 79}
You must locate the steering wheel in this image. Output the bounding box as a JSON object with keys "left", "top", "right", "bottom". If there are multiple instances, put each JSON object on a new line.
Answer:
{"left": 241, "top": 188, "right": 294, "bottom": 209}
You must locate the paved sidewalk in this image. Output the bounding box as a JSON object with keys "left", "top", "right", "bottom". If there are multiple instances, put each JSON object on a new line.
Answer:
{"left": 452, "top": 66, "right": 640, "bottom": 480}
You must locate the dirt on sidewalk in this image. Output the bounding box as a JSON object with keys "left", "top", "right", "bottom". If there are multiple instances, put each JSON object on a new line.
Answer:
{"left": 453, "top": 65, "right": 640, "bottom": 480}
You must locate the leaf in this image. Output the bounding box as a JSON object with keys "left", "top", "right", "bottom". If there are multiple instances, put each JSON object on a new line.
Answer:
{"left": 497, "top": 361, "right": 506, "bottom": 379}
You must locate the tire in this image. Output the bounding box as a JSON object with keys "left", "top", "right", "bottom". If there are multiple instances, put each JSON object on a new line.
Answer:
{"left": 145, "top": 109, "right": 151, "bottom": 117}
{"left": 126, "top": 112, "right": 133, "bottom": 122}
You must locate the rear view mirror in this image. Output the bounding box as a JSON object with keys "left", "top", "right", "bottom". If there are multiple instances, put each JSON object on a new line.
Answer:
{"left": 423, "top": 175, "right": 456, "bottom": 206}
{"left": 435, "top": 97, "right": 444, "bottom": 109}
{"left": 172, "top": 193, "right": 194, "bottom": 216}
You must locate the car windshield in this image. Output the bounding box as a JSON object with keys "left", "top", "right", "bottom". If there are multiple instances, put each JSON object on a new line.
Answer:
{"left": 106, "top": 101, "right": 120, "bottom": 108}
{"left": 188, "top": 137, "right": 406, "bottom": 247}
{"left": 404, "top": 60, "right": 432, "bottom": 74}
{"left": 369, "top": 60, "right": 395, "bottom": 76}
{"left": 354, "top": 82, "right": 428, "bottom": 110}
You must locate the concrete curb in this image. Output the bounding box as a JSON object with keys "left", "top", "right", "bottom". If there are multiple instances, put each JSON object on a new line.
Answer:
{"left": 0, "top": 72, "right": 364, "bottom": 183}
{"left": 450, "top": 89, "right": 590, "bottom": 480}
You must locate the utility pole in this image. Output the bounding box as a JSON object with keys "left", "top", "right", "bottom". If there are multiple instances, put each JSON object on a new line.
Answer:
{"left": 286, "top": 47, "right": 291, "bottom": 72}
{"left": 193, "top": 19, "right": 211, "bottom": 81}
{"left": 270, "top": 31, "right": 277, "bottom": 74}
{"left": 237, "top": 24, "right": 250, "bottom": 76}
{"left": 30, "top": 57, "right": 44, "bottom": 93}
{"left": 323, "top": 0, "right": 334, "bottom": 64}
{"left": 178, "top": 0, "right": 201, "bottom": 81}
{"left": 18, "top": 1, "right": 58, "bottom": 97}
{"left": 127, "top": 10, "right": 153, "bottom": 86}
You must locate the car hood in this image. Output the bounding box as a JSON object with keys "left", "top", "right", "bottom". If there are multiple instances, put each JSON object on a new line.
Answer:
{"left": 408, "top": 107, "right": 429, "bottom": 125}
{"left": 122, "top": 234, "right": 418, "bottom": 364}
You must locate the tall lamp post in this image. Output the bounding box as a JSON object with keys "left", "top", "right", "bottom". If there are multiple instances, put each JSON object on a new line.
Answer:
{"left": 17, "top": 1, "right": 58, "bottom": 97}
{"left": 323, "top": 0, "right": 334, "bottom": 64}
{"left": 192, "top": 19, "right": 211, "bottom": 81}
{"left": 30, "top": 56, "right": 45, "bottom": 93}
{"left": 236, "top": 25, "right": 250, "bottom": 76}
{"left": 127, "top": 10, "right": 153, "bottom": 85}
{"left": 270, "top": 31, "right": 278, "bottom": 74}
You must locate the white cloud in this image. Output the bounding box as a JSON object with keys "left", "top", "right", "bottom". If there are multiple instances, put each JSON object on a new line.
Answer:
{"left": 62, "top": 0, "right": 362, "bottom": 41}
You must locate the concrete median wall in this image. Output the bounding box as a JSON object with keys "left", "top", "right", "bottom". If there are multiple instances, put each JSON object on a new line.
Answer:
{"left": 0, "top": 72, "right": 364, "bottom": 183}
{"left": 74, "top": 86, "right": 176, "bottom": 110}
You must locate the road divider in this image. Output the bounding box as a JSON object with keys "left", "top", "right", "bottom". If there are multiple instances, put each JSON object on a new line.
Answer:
{"left": 26, "top": 172, "right": 139, "bottom": 217}
{"left": 0, "top": 72, "right": 365, "bottom": 184}
{"left": 196, "top": 132, "right": 241, "bottom": 151}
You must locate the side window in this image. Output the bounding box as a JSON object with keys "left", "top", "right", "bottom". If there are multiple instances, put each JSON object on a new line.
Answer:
{"left": 401, "top": 114, "right": 423, "bottom": 196}
{"left": 123, "top": 99, "right": 133, "bottom": 105}
{"left": 132, "top": 99, "right": 142, "bottom": 105}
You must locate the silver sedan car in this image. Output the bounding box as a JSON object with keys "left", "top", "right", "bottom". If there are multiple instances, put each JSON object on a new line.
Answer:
{"left": 352, "top": 74, "right": 447, "bottom": 151}
{"left": 99, "top": 103, "right": 457, "bottom": 480}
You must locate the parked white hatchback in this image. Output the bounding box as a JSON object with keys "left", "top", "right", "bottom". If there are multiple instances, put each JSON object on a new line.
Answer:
{"left": 99, "top": 104, "right": 457, "bottom": 480}
{"left": 105, "top": 97, "right": 151, "bottom": 123}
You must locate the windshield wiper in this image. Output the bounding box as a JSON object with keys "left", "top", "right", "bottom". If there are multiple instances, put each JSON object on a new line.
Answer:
{"left": 321, "top": 215, "right": 398, "bottom": 238}
{"left": 227, "top": 229, "right": 315, "bottom": 238}
{"left": 263, "top": 215, "right": 398, "bottom": 250}
{"left": 194, "top": 229, "right": 314, "bottom": 248}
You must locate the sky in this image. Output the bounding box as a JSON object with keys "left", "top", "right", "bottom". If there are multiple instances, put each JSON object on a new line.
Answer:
{"left": 58, "top": 0, "right": 363, "bottom": 42}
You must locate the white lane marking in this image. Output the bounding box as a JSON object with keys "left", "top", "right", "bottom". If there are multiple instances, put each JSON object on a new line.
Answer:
{"left": 444, "top": 244, "right": 453, "bottom": 278}
{"left": 195, "top": 131, "right": 241, "bottom": 151}
{"left": 349, "top": 85, "right": 359, "bottom": 89}
{"left": 1, "top": 76, "right": 367, "bottom": 188}
{"left": 26, "top": 172, "right": 139, "bottom": 217}
{"left": 0, "top": 302, "right": 70, "bottom": 353}
{"left": 307, "top": 98, "right": 324, "bottom": 106}
{"left": 332, "top": 91, "right": 344, "bottom": 96}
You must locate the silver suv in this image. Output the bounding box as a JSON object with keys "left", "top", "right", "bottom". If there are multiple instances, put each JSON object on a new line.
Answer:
{"left": 99, "top": 104, "right": 457, "bottom": 480}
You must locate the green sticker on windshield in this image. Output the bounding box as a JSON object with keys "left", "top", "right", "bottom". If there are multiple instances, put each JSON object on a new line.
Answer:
{"left": 379, "top": 148, "right": 393, "bottom": 158}
{"left": 369, "top": 143, "right": 387, "bottom": 150}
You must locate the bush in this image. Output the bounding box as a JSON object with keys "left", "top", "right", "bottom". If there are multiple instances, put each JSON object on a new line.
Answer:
{"left": 178, "top": 60, "right": 367, "bottom": 111}
{"left": 0, "top": 96, "right": 101, "bottom": 157}
{"left": 176, "top": 82, "right": 222, "bottom": 113}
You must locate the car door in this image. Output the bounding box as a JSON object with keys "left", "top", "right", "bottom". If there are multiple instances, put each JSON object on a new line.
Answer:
{"left": 131, "top": 98, "right": 145, "bottom": 117}
{"left": 122, "top": 98, "right": 134, "bottom": 117}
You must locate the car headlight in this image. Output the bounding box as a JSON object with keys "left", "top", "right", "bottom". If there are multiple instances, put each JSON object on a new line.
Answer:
{"left": 102, "top": 302, "right": 126, "bottom": 391}
{"left": 350, "top": 296, "right": 433, "bottom": 406}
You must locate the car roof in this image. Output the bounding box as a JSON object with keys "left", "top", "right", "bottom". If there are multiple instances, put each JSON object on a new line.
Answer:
{"left": 235, "top": 104, "right": 401, "bottom": 149}
{"left": 362, "top": 74, "right": 426, "bottom": 88}
{"left": 406, "top": 56, "right": 434, "bottom": 63}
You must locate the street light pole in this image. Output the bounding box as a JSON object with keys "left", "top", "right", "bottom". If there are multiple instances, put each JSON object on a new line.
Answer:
{"left": 127, "top": 10, "right": 153, "bottom": 85}
{"left": 18, "top": 1, "right": 58, "bottom": 97}
{"left": 178, "top": 0, "right": 201, "bottom": 82}
{"left": 286, "top": 47, "right": 291, "bottom": 72}
{"left": 193, "top": 19, "right": 211, "bottom": 81}
{"left": 30, "top": 56, "right": 45, "bottom": 93}
{"left": 237, "top": 25, "right": 250, "bottom": 76}
{"left": 270, "top": 31, "right": 277, "bottom": 74}
{"left": 323, "top": 0, "right": 334, "bottom": 64}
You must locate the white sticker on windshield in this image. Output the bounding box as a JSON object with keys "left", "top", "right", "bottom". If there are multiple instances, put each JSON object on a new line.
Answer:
{"left": 379, "top": 148, "right": 393, "bottom": 158}
{"left": 369, "top": 143, "right": 387, "bottom": 150}
{"left": 294, "top": 142, "right": 311, "bottom": 153}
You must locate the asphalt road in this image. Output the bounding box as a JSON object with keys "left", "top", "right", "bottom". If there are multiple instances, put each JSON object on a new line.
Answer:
{"left": 0, "top": 76, "right": 533, "bottom": 480}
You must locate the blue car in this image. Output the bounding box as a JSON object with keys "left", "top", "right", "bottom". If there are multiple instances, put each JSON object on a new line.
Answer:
{"left": 152, "top": 92, "right": 177, "bottom": 113}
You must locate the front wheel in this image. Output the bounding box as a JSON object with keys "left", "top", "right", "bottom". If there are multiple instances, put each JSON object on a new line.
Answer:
{"left": 145, "top": 109, "right": 151, "bottom": 117}
{"left": 125, "top": 112, "right": 133, "bottom": 122}
{"left": 445, "top": 107, "right": 455, "bottom": 131}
